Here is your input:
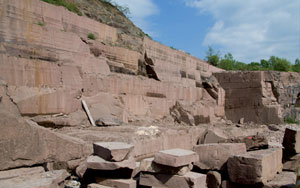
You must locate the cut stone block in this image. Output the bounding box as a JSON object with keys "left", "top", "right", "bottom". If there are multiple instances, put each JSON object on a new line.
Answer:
{"left": 283, "top": 153, "right": 300, "bottom": 172}
{"left": 227, "top": 148, "right": 283, "bottom": 185}
{"left": 282, "top": 127, "right": 300, "bottom": 155}
{"left": 194, "top": 143, "right": 246, "bottom": 170}
{"left": 154, "top": 148, "right": 199, "bottom": 167}
{"left": 206, "top": 171, "right": 221, "bottom": 188}
{"left": 96, "top": 178, "right": 136, "bottom": 188}
{"left": 0, "top": 170, "right": 69, "bottom": 188}
{"left": 0, "top": 167, "right": 45, "bottom": 180}
{"left": 131, "top": 162, "right": 140, "bottom": 178}
{"left": 263, "top": 172, "right": 296, "bottom": 188}
{"left": 93, "top": 142, "right": 134, "bottom": 162}
{"left": 140, "top": 157, "right": 192, "bottom": 176}
{"left": 139, "top": 172, "right": 206, "bottom": 188}
{"left": 88, "top": 184, "right": 112, "bottom": 188}
{"left": 87, "top": 155, "right": 136, "bottom": 170}
{"left": 221, "top": 180, "right": 254, "bottom": 188}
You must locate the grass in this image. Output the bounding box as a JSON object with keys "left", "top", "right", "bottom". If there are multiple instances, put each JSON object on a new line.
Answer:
{"left": 284, "top": 116, "right": 300, "bottom": 124}
{"left": 36, "top": 21, "right": 45, "bottom": 27}
{"left": 88, "top": 33, "right": 96, "bottom": 40}
{"left": 42, "top": 0, "right": 82, "bottom": 16}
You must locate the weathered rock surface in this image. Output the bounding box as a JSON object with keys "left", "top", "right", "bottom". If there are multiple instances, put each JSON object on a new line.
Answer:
{"left": 88, "top": 184, "right": 113, "bottom": 188}
{"left": 0, "top": 167, "right": 45, "bottom": 181}
{"left": 139, "top": 157, "right": 192, "bottom": 175}
{"left": 283, "top": 153, "right": 300, "bottom": 172}
{"left": 0, "top": 169, "right": 69, "bottom": 188}
{"left": 93, "top": 142, "right": 134, "bottom": 162}
{"left": 0, "top": 113, "right": 91, "bottom": 171}
{"left": 86, "top": 156, "right": 136, "bottom": 170}
{"left": 139, "top": 172, "right": 206, "bottom": 188}
{"left": 227, "top": 148, "right": 283, "bottom": 185}
{"left": 194, "top": 143, "right": 247, "bottom": 170}
{"left": 154, "top": 149, "right": 199, "bottom": 167}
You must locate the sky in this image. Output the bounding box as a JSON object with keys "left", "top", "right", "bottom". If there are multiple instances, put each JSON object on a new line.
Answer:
{"left": 113, "top": 0, "right": 300, "bottom": 64}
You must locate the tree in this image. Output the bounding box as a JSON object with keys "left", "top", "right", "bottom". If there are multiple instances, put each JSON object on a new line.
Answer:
{"left": 235, "top": 62, "right": 247, "bottom": 71}
{"left": 269, "top": 56, "right": 291, "bottom": 71}
{"left": 205, "top": 46, "right": 220, "bottom": 66}
{"left": 292, "top": 58, "right": 300, "bottom": 73}
{"left": 260, "top": 59, "right": 272, "bottom": 70}
{"left": 218, "top": 53, "right": 235, "bottom": 70}
{"left": 247, "top": 62, "right": 261, "bottom": 71}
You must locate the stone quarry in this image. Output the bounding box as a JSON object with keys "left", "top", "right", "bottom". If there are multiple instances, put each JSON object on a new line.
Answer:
{"left": 0, "top": 0, "right": 299, "bottom": 188}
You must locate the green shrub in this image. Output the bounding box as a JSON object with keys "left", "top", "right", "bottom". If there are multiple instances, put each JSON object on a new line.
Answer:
{"left": 42, "top": 0, "right": 82, "bottom": 16}
{"left": 36, "top": 21, "right": 45, "bottom": 27}
{"left": 88, "top": 33, "right": 96, "bottom": 40}
{"left": 284, "top": 116, "right": 300, "bottom": 124}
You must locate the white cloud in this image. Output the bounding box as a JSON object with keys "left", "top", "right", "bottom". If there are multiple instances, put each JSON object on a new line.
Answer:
{"left": 112, "top": 0, "right": 159, "bottom": 36}
{"left": 185, "top": 0, "right": 300, "bottom": 63}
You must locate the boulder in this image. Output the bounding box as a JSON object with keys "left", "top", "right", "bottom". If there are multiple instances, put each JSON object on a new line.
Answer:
{"left": 154, "top": 148, "right": 199, "bottom": 167}
{"left": 0, "top": 170, "right": 69, "bottom": 188}
{"left": 0, "top": 113, "right": 91, "bottom": 171}
{"left": 93, "top": 142, "right": 134, "bottom": 162}
{"left": 194, "top": 143, "right": 246, "bottom": 170}
{"left": 86, "top": 156, "right": 136, "bottom": 170}
{"left": 283, "top": 153, "right": 300, "bottom": 172}
{"left": 140, "top": 157, "right": 192, "bottom": 175}
{"left": 282, "top": 127, "right": 300, "bottom": 155}
{"left": 139, "top": 172, "right": 206, "bottom": 188}
{"left": 227, "top": 148, "right": 283, "bottom": 185}
{"left": 206, "top": 171, "right": 222, "bottom": 188}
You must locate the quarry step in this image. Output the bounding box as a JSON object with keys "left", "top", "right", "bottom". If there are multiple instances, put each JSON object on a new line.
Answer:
{"left": 154, "top": 148, "right": 199, "bottom": 167}
{"left": 193, "top": 143, "right": 246, "bottom": 170}
{"left": 140, "top": 157, "right": 192, "bottom": 176}
{"left": 93, "top": 142, "right": 134, "bottom": 162}
{"left": 227, "top": 148, "right": 283, "bottom": 185}
{"left": 139, "top": 171, "right": 206, "bottom": 188}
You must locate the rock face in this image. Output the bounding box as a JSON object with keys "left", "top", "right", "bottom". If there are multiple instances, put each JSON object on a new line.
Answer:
{"left": 214, "top": 71, "right": 300, "bottom": 124}
{"left": 227, "top": 148, "right": 283, "bottom": 185}
{"left": 194, "top": 143, "right": 247, "bottom": 170}
{"left": 282, "top": 127, "right": 300, "bottom": 155}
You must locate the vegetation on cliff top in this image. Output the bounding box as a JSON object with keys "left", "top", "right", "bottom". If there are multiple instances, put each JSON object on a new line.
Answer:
{"left": 41, "top": 0, "right": 82, "bottom": 16}
{"left": 206, "top": 46, "right": 300, "bottom": 73}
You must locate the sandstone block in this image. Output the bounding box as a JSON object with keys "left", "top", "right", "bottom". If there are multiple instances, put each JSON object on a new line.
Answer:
{"left": 282, "top": 127, "right": 300, "bottom": 155}
{"left": 96, "top": 178, "right": 136, "bottom": 188}
{"left": 0, "top": 167, "right": 45, "bottom": 180}
{"left": 0, "top": 170, "right": 69, "bottom": 188}
{"left": 140, "top": 157, "right": 192, "bottom": 175}
{"left": 139, "top": 172, "right": 206, "bottom": 188}
{"left": 87, "top": 156, "right": 136, "bottom": 170}
{"left": 206, "top": 171, "right": 221, "bottom": 188}
{"left": 263, "top": 172, "right": 296, "bottom": 188}
{"left": 154, "top": 148, "right": 199, "bottom": 167}
{"left": 93, "top": 142, "right": 134, "bottom": 162}
{"left": 194, "top": 143, "right": 246, "bottom": 170}
{"left": 283, "top": 153, "right": 300, "bottom": 172}
{"left": 88, "top": 184, "right": 112, "bottom": 188}
{"left": 227, "top": 148, "right": 283, "bottom": 185}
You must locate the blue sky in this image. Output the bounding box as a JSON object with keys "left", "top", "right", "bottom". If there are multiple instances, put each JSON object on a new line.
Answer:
{"left": 114, "top": 0, "right": 300, "bottom": 64}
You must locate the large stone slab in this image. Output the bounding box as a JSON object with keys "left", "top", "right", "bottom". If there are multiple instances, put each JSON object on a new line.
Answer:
{"left": 139, "top": 172, "right": 206, "bottom": 188}
{"left": 96, "top": 178, "right": 136, "bottom": 188}
{"left": 93, "top": 142, "right": 134, "bottom": 162}
{"left": 263, "top": 172, "right": 296, "bottom": 188}
{"left": 194, "top": 143, "right": 246, "bottom": 170}
{"left": 140, "top": 157, "right": 192, "bottom": 175}
{"left": 87, "top": 156, "right": 136, "bottom": 170}
{"left": 0, "top": 167, "right": 45, "bottom": 180}
{"left": 283, "top": 153, "right": 300, "bottom": 172}
{"left": 282, "top": 127, "right": 300, "bottom": 155}
{"left": 0, "top": 113, "right": 91, "bottom": 171}
{"left": 227, "top": 148, "right": 283, "bottom": 185}
{"left": 0, "top": 170, "right": 69, "bottom": 188}
{"left": 154, "top": 148, "right": 199, "bottom": 167}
